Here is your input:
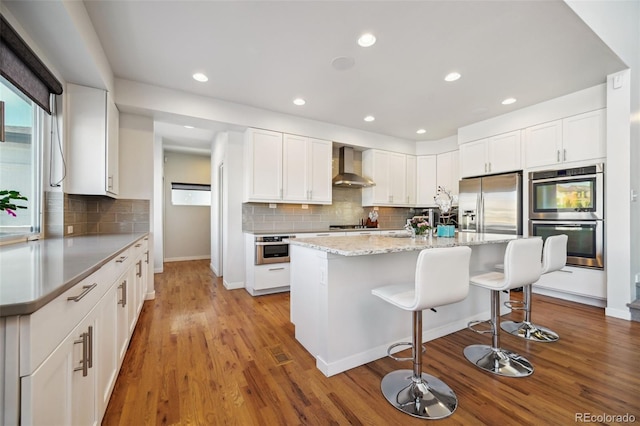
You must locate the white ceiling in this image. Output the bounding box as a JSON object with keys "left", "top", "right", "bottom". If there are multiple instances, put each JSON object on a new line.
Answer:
{"left": 6, "top": 1, "right": 628, "bottom": 149}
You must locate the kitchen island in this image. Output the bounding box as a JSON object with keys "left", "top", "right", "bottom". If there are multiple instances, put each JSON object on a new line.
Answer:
{"left": 288, "top": 233, "right": 526, "bottom": 376}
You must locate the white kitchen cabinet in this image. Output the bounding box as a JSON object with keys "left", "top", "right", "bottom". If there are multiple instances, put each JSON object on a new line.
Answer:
{"left": 283, "top": 135, "right": 332, "bottom": 204}
{"left": 523, "top": 109, "right": 606, "bottom": 168}
{"left": 244, "top": 128, "right": 283, "bottom": 202}
{"left": 416, "top": 155, "right": 437, "bottom": 206}
{"left": 362, "top": 149, "right": 412, "bottom": 206}
{"left": 66, "top": 83, "right": 119, "bottom": 197}
{"left": 96, "top": 283, "right": 118, "bottom": 421}
{"left": 244, "top": 129, "right": 332, "bottom": 204}
{"left": 460, "top": 131, "right": 521, "bottom": 178}
{"left": 21, "top": 310, "right": 98, "bottom": 426}
{"left": 405, "top": 155, "right": 417, "bottom": 205}
{"left": 436, "top": 150, "right": 460, "bottom": 195}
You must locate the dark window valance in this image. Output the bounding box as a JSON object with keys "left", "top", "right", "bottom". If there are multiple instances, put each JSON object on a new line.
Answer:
{"left": 1, "top": 14, "right": 63, "bottom": 114}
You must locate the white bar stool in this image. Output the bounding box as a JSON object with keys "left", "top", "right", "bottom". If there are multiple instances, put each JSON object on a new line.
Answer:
{"left": 371, "top": 246, "right": 472, "bottom": 419}
{"left": 501, "top": 234, "right": 567, "bottom": 342}
{"left": 464, "top": 238, "right": 543, "bottom": 378}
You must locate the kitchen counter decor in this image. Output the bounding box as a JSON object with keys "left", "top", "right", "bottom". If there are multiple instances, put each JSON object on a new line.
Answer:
{"left": 434, "top": 186, "right": 457, "bottom": 237}
{"left": 406, "top": 216, "right": 432, "bottom": 239}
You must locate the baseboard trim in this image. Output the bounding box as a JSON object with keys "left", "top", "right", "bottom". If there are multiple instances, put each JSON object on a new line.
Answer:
{"left": 164, "top": 255, "right": 211, "bottom": 262}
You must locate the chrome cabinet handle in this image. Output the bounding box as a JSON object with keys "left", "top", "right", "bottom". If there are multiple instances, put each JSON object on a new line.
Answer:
{"left": 145, "top": 250, "right": 149, "bottom": 264}
{"left": 74, "top": 331, "right": 89, "bottom": 377}
{"left": 87, "top": 326, "right": 93, "bottom": 368}
{"left": 116, "top": 256, "right": 127, "bottom": 263}
{"left": 108, "top": 175, "right": 113, "bottom": 189}
{"left": 563, "top": 149, "right": 567, "bottom": 161}
{"left": 67, "top": 283, "right": 97, "bottom": 302}
{"left": 118, "top": 281, "right": 127, "bottom": 307}
{"left": 315, "top": 233, "right": 330, "bottom": 236}
{"left": 135, "top": 243, "right": 142, "bottom": 248}
{"left": 136, "top": 260, "right": 142, "bottom": 278}
{"left": 557, "top": 150, "right": 560, "bottom": 162}
{"left": 268, "top": 267, "right": 285, "bottom": 271}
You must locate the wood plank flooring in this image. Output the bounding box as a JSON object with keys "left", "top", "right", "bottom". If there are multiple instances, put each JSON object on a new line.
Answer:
{"left": 103, "top": 260, "right": 640, "bottom": 425}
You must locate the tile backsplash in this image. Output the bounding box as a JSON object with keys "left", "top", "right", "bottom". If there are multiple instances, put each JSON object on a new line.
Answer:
{"left": 243, "top": 187, "right": 415, "bottom": 232}
{"left": 44, "top": 192, "right": 150, "bottom": 237}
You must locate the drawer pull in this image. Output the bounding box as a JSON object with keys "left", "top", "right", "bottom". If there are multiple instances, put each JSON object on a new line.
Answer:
{"left": 67, "top": 283, "right": 98, "bottom": 302}
{"left": 118, "top": 281, "right": 127, "bottom": 307}
{"left": 145, "top": 250, "right": 149, "bottom": 264}
{"left": 136, "top": 260, "right": 142, "bottom": 278}
{"left": 135, "top": 243, "right": 142, "bottom": 248}
{"left": 116, "top": 256, "right": 128, "bottom": 263}
{"left": 73, "top": 331, "right": 89, "bottom": 377}
{"left": 268, "top": 267, "right": 285, "bottom": 271}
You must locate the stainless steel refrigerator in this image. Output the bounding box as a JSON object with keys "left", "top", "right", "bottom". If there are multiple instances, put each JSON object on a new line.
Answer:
{"left": 458, "top": 172, "right": 523, "bottom": 235}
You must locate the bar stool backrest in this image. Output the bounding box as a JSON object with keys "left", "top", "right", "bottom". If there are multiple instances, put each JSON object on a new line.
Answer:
{"left": 541, "top": 234, "right": 568, "bottom": 275}
{"left": 412, "top": 246, "right": 472, "bottom": 311}
{"left": 502, "top": 238, "right": 544, "bottom": 290}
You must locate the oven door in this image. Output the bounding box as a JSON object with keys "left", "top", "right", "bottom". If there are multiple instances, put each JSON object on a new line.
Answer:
{"left": 255, "top": 241, "right": 290, "bottom": 265}
{"left": 529, "top": 220, "right": 603, "bottom": 269}
{"left": 529, "top": 174, "right": 603, "bottom": 220}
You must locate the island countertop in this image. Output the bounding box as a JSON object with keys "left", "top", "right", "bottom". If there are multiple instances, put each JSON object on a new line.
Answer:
{"left": 288, "top": 232, "right": 523, "bottom": 256}
{"left": 0, "top": 233, "right": 148, "bottom": 317}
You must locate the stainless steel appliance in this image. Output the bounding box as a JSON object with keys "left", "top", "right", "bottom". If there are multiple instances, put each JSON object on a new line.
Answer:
{"left": 255, "top": 235, "right": 294, "bottom": 265}
{"left": 528, "top": 164, "right": 604, "bottom": 269}
{"left": 458, "top": 172, "right": 522, "bottom": 235}
{"left": 529, "top": 164, "right": 603, "bottom": 220}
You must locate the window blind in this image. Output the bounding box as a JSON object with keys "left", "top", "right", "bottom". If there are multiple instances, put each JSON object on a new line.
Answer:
{"left": 0, "top": 14, "right": 63, "bottom": 114}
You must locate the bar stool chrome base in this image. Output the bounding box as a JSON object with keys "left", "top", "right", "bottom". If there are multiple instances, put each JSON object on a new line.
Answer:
{"left": 501, "top": 320, "right": 559, "bottom": 342}
{"left": 381, "top": 369, "right": 458, "bottom": 419}
{"left": 463, "top": 344, "right": 534, "bottom": 377}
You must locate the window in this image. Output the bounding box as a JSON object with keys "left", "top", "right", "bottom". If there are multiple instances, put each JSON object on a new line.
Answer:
{"left": 171, "top": 182, "right": 211, "bottom": 206}
{"left": 0, "top": 75, "right": 43, "bottom": 242}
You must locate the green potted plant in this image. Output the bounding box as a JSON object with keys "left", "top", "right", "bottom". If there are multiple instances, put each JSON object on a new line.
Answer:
{"left": 0, "top": 190, "right": 28, "bottom": 217}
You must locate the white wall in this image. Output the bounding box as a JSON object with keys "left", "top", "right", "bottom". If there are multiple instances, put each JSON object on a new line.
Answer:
{"left": 153, "top": 133, "right": 164, "bottom": 273}
{"left": 163, "top": 151, "right": 211, "bottom": 261}
{"left": 210, "top": 132, "right": 226, "bottom": 276}
{"left": 222, "top": 132, "right": 245, "bottom": 289}
{"left": 114, "top": 79, "right": 416, "bottom": 155}
{"left": 566, "top": 0, "right": 640, "bottom": 319}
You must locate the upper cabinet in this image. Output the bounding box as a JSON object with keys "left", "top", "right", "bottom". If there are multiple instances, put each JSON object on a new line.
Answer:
{"left": 524, "top": 109, "right": 605, "bottom": 168}
{"left": 416, "top": 155, "right": 437, "bottom": 206}
{"left": 66, "top": 84, "right": 119, "bottom": 197}
{"left": 436, "top": 150, "right": 460, "bottom": 195}
{"left": 362, "top": 149, "right": 414, "bottom": 206}
{"left": 243, "top": 128, "right": 332, "bottom": 204}
{"left": 460, "top": 130, "right": 521, "bottom": 178}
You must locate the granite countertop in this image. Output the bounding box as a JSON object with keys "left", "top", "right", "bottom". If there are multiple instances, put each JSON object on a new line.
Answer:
{"left": 288, "top": 232, "right": 525, "bottom": 256}
{"left": 244, "top": 227, "right": 405, "bottom": 236}
{"left": 0, "top": 233, "right": 148, "bottom": 317}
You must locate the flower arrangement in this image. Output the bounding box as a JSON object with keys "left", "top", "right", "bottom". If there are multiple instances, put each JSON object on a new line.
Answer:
{"left": 0, "top": 190, "right": 28, "bottom": 217}
{"left": 434, "top": 186, "right": 457, "bottom": 225}
{"left": 406, "top": 217, "right": 431, "bottom": 236}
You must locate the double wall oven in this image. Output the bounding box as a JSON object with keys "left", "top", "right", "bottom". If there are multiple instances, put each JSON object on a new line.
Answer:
{"left": 529, "top": 164, "right": 604, "bottom": 269}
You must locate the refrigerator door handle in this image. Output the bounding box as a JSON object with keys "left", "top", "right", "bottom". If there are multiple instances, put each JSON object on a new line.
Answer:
{"left": 477, "top": 194, "right": 483, "bottom": 233}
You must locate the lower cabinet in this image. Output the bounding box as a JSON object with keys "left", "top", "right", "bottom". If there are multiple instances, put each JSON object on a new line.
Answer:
{"left": 18, "top": 236, "right": 148, "bottom": 425}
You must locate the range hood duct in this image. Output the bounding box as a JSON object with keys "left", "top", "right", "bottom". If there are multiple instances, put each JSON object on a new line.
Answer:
{"left": 332, "top": 146, "right": 375, "bottom": 188}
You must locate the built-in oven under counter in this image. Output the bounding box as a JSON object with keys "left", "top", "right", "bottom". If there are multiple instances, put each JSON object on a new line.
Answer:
{"left": 529, "top": 220, "right": 603, "bottom": 269}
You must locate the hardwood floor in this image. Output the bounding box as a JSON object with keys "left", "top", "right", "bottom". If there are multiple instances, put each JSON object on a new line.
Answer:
{"left": 103, "top": 260, "right": 640, "bottom": 425}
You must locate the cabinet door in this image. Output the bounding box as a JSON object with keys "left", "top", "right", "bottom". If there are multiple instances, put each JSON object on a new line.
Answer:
{"left": 562, "top": 109, "right": 605, "bottom": 163}
{"left": 405, "top": 155, "right": 416, "bottom": 205}
{"left": 96, "top": 284, "right": 118, "bottom": 421}
{"left": 488, "top": 131, "right": 521, "bottom": 174}
{"left": 388, "top": 152, "right": 407, "bottom": 205}
{"left": 437, "top": 151, "right": 459, "bottom": 193}
{"left": 106, "top": 95, "right": 119, "bottom": 195}
{"left": 22, "top": 315, "right": 97, "bottom": 426}
{"left": 307, "top": 138, "right": 332, "bottom": 204}
{"left": 416, "top": 155, "right": 437, "bottom": 206}
{"left": 523, "top": 120, "right": 562, "bottom": 168}
{"left": 362, "top": 150, "right": 390, "bottom": 205}
{"left": 283, "top": 134, "right": 309, "bottom": 202}
{"left": 244, "top": 129, "right": 283, "bottom": 201}
{"left": 459, "top": 139, "right": 488, "bottom": 178}
{"left": 66, "top": 84, "right": 108, "bottom": 196}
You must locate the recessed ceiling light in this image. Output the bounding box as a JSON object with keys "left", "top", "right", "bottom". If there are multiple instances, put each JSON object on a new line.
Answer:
{"left": 444, "top": 72, "right": 461, "bottom": 82}
{"left": 416, "top": 129, "right": 426, "bottom": 134}
{"left": 192, "top": 72, "right": 208, "bottom": 82}
{"left": 184, "top": 125, "right": 194, "bottom": 129}
{"left": 364, "top": 115, "right": 375, "bottom": 122}
{"left": 358, "top": 33, "right": 376, "bottom": 47}
{"left": 502, "top": 97, "right": 517, "bottom": 105}
{"left": 293, "top": 98, "right": 306, "bottom": 106}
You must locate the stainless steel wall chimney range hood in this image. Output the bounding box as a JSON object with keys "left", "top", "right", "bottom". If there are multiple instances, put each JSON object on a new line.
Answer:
{"left": 332, "top": 146, "right": 375, "bottom": 188}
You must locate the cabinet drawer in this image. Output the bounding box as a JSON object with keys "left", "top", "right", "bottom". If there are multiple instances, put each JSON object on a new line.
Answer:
{"left": 19, "top": 267, "right": 111, "bottom": 376}
{"left": 254, "top": 264, "right": 290, "bottom": 290}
